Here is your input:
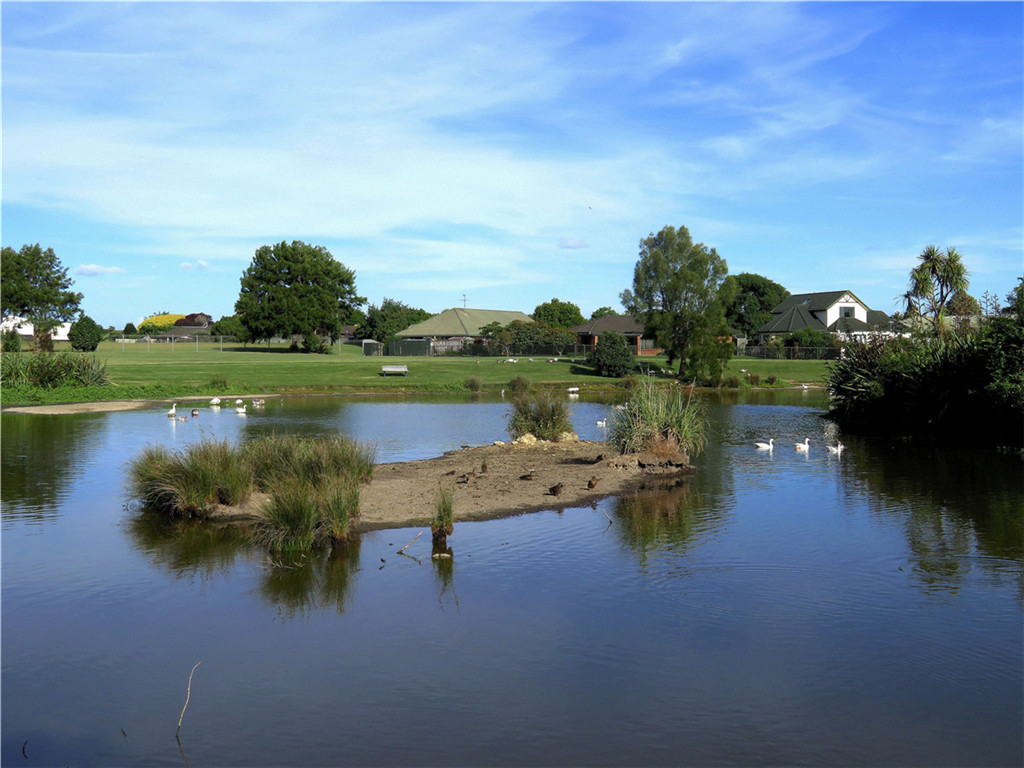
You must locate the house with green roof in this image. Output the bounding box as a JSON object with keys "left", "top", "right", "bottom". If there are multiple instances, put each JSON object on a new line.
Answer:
{"left": 390, "top": 307, "right": 533, "bottom": 354}
{"left": 756, "top": 291, "right": 891, "bottom": 344}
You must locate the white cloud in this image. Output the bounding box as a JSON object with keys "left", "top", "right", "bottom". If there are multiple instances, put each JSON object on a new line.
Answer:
{"left": 74, "top": 264, "right": 125, "bottom": 276}
{"left": 179, "top": 260, "right": 209, "bottom": 271}
{"left": 558, "top": 237, "right": 588, "bottom": 250}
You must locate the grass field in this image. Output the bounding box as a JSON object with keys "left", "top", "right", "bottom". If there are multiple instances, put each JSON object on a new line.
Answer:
{"left": 1, "top": 340, "right": 831, "bottom": 406}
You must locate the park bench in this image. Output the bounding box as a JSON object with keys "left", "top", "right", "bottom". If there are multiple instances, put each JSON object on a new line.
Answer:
{"left": 380, "top": 365, "right": 409, "bottom": 376}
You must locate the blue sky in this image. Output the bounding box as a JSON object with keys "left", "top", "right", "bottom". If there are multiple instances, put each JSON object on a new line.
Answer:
{"left": 3, "top": 2, "right": 1021, "bottom": 328}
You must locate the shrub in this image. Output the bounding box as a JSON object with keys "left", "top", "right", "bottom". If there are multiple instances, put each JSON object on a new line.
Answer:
{"left": 507, "top": 389, "right": 574, "bottom": 441}
{"left": 608, "top": 381, "right": 707, "bottom": 456}
{"left": 464, "top": 376, "right": 483, "bottom": 393}
{"left": 36, "top": 333, "right": 54, "bottom": 354}
{"left": 722, "top": 375, "right": 741, "bottom": 388}
{"left": 0, "top": 350, "right": 108, "bottom": 388}
{"left": 507, "top": 375, "right": 531, "bottom": 397}
{"left": 138, "top": 314, "right": 186, "bottom": 335}
{"left": 432, "top": 486, "right": 454, "bottom": 542}
{"left": 747, "top": 373, "right": 761, "bottom": 386}
{"left": 123, "top": 322, "right": 137, "bottom": 335}
{"left": 2, "top": 330, "right": 21, "bottom": 353}
{"left": 302, "top": 334, "right": 329, "bottom": 354}
{"left": 765, "top": 375, "right": 778, "bottom": 386}
{"left": 69, "top": 315, "right": 104, "bottom": 352}
{"left": 590, "top": 330, "right": 636, "bottom": 378}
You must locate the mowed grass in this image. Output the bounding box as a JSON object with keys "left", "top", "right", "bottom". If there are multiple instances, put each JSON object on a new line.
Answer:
{"left": 3, "top": 340, "right": 830, "bottom": 405}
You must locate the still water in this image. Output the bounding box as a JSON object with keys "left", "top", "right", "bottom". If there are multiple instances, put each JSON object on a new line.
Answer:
{"left": 2, "top": 392, "right": 1021, "bottom": 766}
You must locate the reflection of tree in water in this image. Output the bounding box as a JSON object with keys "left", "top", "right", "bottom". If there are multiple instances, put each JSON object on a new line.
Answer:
{"left": 1, "top": 413, "right": 107, "bottom": 522}
{"left": 126, "top": 512, "right": 254, "bottom": 580}
{"left": 431, "top": 541, "right": 458, "bottom": 612}
{"left": 258, "top": 539, "right": 362, "bottom": 619}
{"left": 843, "top": 443, "right": 1023, "bottom": 596}
{"left": 612, "top": 479, "right": 728, "bottom": 562}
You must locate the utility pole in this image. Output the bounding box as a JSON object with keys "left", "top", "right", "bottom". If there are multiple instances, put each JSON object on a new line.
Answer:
{"left": 462, "top": 294, "right": 467, "bottom": 308}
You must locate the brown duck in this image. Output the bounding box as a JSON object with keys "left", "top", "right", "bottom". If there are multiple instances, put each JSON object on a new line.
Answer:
{"left": 587, "top": 476, "right": 599, "bottom": 489}
{"left": 548, "top": 482, "right": 564, "bottom": 496}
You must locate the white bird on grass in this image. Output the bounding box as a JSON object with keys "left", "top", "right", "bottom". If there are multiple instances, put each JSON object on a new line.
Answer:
{"left": 795, "top": 438, "right": 810, "bottom": 452}
{"left": 166, "top": 403, "right": 177, "bottom": 418}
{"left": 754, "top": 438, "right": 774, "bottom": 451}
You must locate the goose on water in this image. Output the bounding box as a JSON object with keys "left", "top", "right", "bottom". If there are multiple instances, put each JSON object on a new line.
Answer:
{"left": 754, "top": 438, "right": 774, "bottom": 451}
{"left": 210, "top": 397, "right": 221, "bottom": 406}
{"left": 795, "top": 438, "right": 810, "bottom": 452}
{"left": 236, "top": 404, "right": 247, "bottom": 415}
{"left": 827, "top": 441, "right": 845, "bottom": 454}
{"left": 166, "top": 403, "right": 177, "bottom": 418}
{"left": 191, "top": 408, "right": 199, "bottom": 417}
{"left": 596, "top": 419, "right": 607, "bottom": 428}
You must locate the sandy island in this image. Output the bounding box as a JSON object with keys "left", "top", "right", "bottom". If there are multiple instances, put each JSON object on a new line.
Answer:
{"left": 4, "top": 397, "right": 695, "bottom": 531}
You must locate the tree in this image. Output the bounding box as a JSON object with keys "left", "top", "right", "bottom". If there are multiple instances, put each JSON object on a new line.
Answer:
{"left": 721, "top": 273, "right": 789, "bottom": 338}
{"left": 904, "top": 245, "right": 970, "bottom": 335}
{"left": 590, "top": 306, "right": 617, "bottom": 320}
{"left": 235, "top": 241, "right": 364, "bottom": 348}
{"left": 620, "top": 225, "right": 731, "bottom": 381}
{"left": 590, "top": 330, "right": 635, "bottom": 378}
{"left": 532, "top": 298, "right": 584, "bottom": 329}
{"left": 69, "top": 315, "right": 104, "bottom": 351}
{"left": 357, "top": 298, "right": 430, "bottom": 343}
{"left": 123, "top": 322, "right": 137, "bottom": 335}
{"left": 948, "top": 290, "right": 981, "bottom": 316}
{"left": 209, "top": 314, "right": 248, "bottom": 340}
{"left": 1, "top": 244, "right": 83, "bottom": 337}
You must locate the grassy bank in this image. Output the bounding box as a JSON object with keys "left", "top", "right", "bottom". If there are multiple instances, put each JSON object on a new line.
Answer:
{"left": 1, "top": 341, "right": 829, "bottom": 406}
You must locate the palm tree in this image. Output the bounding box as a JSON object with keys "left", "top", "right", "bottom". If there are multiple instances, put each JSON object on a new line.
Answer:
{"left": 905, "top": 245, "right": 969, "bottom": 336}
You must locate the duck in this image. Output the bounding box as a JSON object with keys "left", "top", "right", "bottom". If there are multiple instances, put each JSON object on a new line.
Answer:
{"left": 166, "top": 403, "right": 177, "bottom": 418}
{"left": 191, "top": 408, "right": 199, "bottom": 417}
{"left": 587, "top": 476, "right": 599, "bottom": 489}
{"left": 827, "top": 441, "right": 845, "bottom": 455}
{"left": 795, "top": 438, "right": 810, "bottom": 452}
{"left": 176, "top": 415, "right": 188, "bottom": 422}
{"left": 210, "top": 397, "right": 221, "bottom": 406}
{"left": 595, "top": 419, "right": 607, "bottom": 428}
{"left": 754, "top": 438, "right": 774, "bottom": 451}
{"left": 236, "top": 404, "right": 247, "bottom": 415}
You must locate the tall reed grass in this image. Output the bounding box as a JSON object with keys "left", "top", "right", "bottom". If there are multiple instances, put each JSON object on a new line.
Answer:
{"left": 127, "top": 440, "right": 252, "bottom": 516}
{"left": 507, "top": 389, "right": 574, "bottom": 441}
{"left": 1, "top": 350, "right": 109, "bottom": 388}
{"left": 608, "top": 382, "right": 707, "bottom": 456}
{"left": 432, "top": 486, "right": 454, "bottom": 541}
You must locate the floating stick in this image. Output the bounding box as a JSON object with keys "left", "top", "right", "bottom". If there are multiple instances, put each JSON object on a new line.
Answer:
{"left": 397, "top": 531, "right": 423, "bottom": 555}
{"left": 176, "top": 661, "right": 202, "bottom": 736}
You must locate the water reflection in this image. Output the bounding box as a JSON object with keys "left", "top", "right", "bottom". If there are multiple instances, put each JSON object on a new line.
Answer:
{"left": 0, "top": 413, "right": 107, "bottom": 522}
{"left": 256, "top": 541, "right": 362, "bottom": 619}
{"left": 612, "top": 480, "right": 725, "bottom": 561}
{"left": 126, "top": 513, "right": 254, "bottom": 580}
{"left": 431, "top": 542, "right": 459, "bottom": 612}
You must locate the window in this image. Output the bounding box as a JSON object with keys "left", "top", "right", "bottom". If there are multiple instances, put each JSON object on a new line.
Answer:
{"left": 841, "top": 307, "right": 854, "bottom": 318}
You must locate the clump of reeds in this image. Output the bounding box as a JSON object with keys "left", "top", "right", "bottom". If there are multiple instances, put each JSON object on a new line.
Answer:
{"left": 126, "top": 439, "right": 252, "bottom": 516}
{"left": 240, "top": 434, "right": 375, "bottom": 491}
{"left": 432, "top": 486, "right": 454, "bottom": 542}
{"left": 608, "top": 381, "right": 707, "bottom": 457}
{"left": 507, "top": 375, "right": 531, "bottom": 397}
{"left": 507, "top": 389, "right": 574, "bottom": 441}
{"left": 747, "top": 373, "right": 761, "bottom": 386}
{"left": 464, "top": 376, "right": 483, "bottom": 393}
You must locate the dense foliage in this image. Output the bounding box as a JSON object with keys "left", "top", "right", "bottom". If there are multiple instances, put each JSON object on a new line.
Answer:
{"left": 1, "top": 350, "right": 109, "bottom": 388}
{"left": 506, "top": 390, "right": 574, "bottom": 441}
{"left": 481, "top": 320, "right": 576, "bottom": 355}
{"left": 138, "top": 314, "right": 186, "bottom": 334}
{"left": 608, "top": 381, "right": 707, "bottom": 456}
{"left": 235, "top": 240, "right": 364, "bottom": 350}
{"left": 590, "top": 330, "right": 636, "bottom": 378}
{"left": 722, "top": 272, "right": 790, "bottom": 338}
{"left": 357, "top": 298, "right": 431, "bottom": 343}
{"left": 208, "top": 314, "right": 248, "bottom": 340}
{"left": 69, "top": 315, "right": 105, "bottom": 351}
{"left": 1, "top": 244, "right": 83, "bottom": 335}
{"left": 123, "top": 322, "right": 137, "bottom": 335}
{"left": 532, "top": 298, "right": 584, "bottom": 329}
{"left": 827, "top": 317, "right": 1023, "bottom": 446}
{"left": 620, "top": 224, "right": 733, "bottom": 382}
{"left": 590, "top": 306, "right": 617, "bottom": 320}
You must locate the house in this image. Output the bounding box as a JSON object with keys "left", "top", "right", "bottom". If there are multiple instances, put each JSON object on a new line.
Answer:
{"left": 1, "top": 316, "right": 73, "bottom": 341}
{"left": 756, "top": 291, "right": 891, "bottom": 344}
{"left": 571, "top": 314, "right": 661, "bottom": 356}
{"left": 393, "top": 307, "right": 534, "bottom": 355}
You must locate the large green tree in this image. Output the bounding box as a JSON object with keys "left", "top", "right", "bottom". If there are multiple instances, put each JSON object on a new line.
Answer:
{"left": 357, "top": 298, "right": 431, "bottom": 343}
{"left": 1, "top": 244, "right": 83, "bottom": 336}
{"left": 620, "top": 225, "right": 732, "bottom": 381}
{"left": 532, "top": 298, "right": 584, "bottom": 328}
{"left": 235, "top": 241, "right": 364, "bottom": 347}
{"left": 903, "top": 245, "right": 969, "bottom": 335}
{"left": 590, "top": 306, "right": 617, "bottom": 320}
{"left": 721, "top": 272, "right": 789, "bottom": 338}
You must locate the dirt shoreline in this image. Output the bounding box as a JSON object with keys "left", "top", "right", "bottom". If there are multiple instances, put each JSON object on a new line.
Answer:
{"left": 1, "top": 395, "right": 284, "bottom": 415}
{"left": 208, "top": 439, "right": 693, "bottom": 532}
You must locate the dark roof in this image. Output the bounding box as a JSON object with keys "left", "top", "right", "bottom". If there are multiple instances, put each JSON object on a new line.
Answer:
{"left": 827, "top": 317, "right": 873, "bottom": 334}
{"left": 770, "top": 290, "right": 867, "bottom": 314}
{"left": 757, "top": 305, "right": 824, "bottom": 334}
{"left": 396, "top": 308, "right": 533, "bottom": 338}
{"left": 572, "top": 315, "right": 644, "bottom": 335}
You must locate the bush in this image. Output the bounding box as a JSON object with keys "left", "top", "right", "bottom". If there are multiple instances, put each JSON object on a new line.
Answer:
{"left": 464, "top": 376, "right": 483, "bottom": 393}
{"left": 608, "top": 381, "right": 707, "bottom": 456}
{"left": 302, "top": 334, "right": 329, "bottom": 354}
{"left": 507, "top": 375, "right": 531, "bottom": 397}
{"left": 0, "top": 350, "right": 108, "bottom": 388}
{"left": 590, "top": 331, "right": 636, "bottom": 378}
{"left": 138, "top": 314, "right": 185, "bottom": 335}
{"left": 36, "top": 333, "right": 54, "bottom": 354}
{"left": 123, "top": 322, "right": 137, "bottom": 335}
{"left": 507, "top": 390, "right": 574, "bottom": 441}
{"left": 2, "top": 330, "right": 21, "bottom": 353}
{"left": 432, "top": 486, "right": 454, "bottom": 541}
{"left": 747, "top": 373, "right": 761, "bottom": 386}
{"left": 69, "top": 315, "right": 104, "bottom": 351}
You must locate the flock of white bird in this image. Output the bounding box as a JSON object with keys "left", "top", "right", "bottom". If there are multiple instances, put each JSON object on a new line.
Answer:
{"left": 754, "top": 436, "right": 844, "bottom": 454}
{"left": 166, "top": 398, "right": 266, "bottom": 420}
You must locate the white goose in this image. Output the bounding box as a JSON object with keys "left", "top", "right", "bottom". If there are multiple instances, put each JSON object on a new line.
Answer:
{"left": 166, "top": 403, "right": 177, "bottom": 418}
{"left": 795, "top": 438, "right": 810, "bottom": 452}
{"left": 210, "top": 397, "right": 221, "bottom": 406}
{"left": 596, "top": 419, "right": 607, "bottom": 428}
{"left": 754, "top": 438, "right": 774, "bottom": 451}
{"left": 236, "top": 404, "right": 247, "bottom": 415}
{"left": 827, "top": 441, "right": 845, "bottom": 455}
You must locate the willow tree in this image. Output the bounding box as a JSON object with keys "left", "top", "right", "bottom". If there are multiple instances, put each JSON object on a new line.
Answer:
{"left": 904, "top": 245, "right": 970, "bottom": 335}
{"left": 235, "top": 241, "right": 364, "bottom": 351}
{"left": 620, "top": 225, "right": 732, "bottom": 381}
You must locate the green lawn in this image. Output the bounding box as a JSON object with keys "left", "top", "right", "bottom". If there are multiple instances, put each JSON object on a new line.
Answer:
{"left": 1, "top": 341, "right": 831, "bottom": 406}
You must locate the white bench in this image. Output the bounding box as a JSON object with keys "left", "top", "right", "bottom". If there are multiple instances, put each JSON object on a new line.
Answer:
{"left": 380, "top": 365, "right": 409, "bottom": 376}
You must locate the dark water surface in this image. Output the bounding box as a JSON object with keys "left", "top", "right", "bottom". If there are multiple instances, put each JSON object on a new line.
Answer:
{"left": 2, "top": 391, "right": 1021, "bottom": 766}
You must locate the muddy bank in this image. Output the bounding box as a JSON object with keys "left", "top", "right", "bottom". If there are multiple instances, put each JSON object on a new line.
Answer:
{"left": 208, "top": 439, "right": 694, "bottom": 532}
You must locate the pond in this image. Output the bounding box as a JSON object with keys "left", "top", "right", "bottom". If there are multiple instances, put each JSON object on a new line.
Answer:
{"left": 2, "top": 391, "right": 1021, "bottom": 767}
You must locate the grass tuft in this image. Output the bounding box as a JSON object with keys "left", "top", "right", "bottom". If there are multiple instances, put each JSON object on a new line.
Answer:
{"left": 432, "top": 486, "right": 455, "bottom": 541}
{"left": 608, "top": 381, "right": 707, "bottom": 456}
{"left": 507, "top": 389, "right": 574, "bottom": 441}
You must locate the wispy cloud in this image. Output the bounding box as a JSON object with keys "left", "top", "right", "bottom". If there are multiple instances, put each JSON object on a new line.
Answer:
{"left": 74, "top": 264, "right": 125, "bottom": 276}
{"left": 558, "top": 237, "right": 588, "bottom": 250}
{"left": 179, "top": 260, "right": 209, "bottom": 271}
